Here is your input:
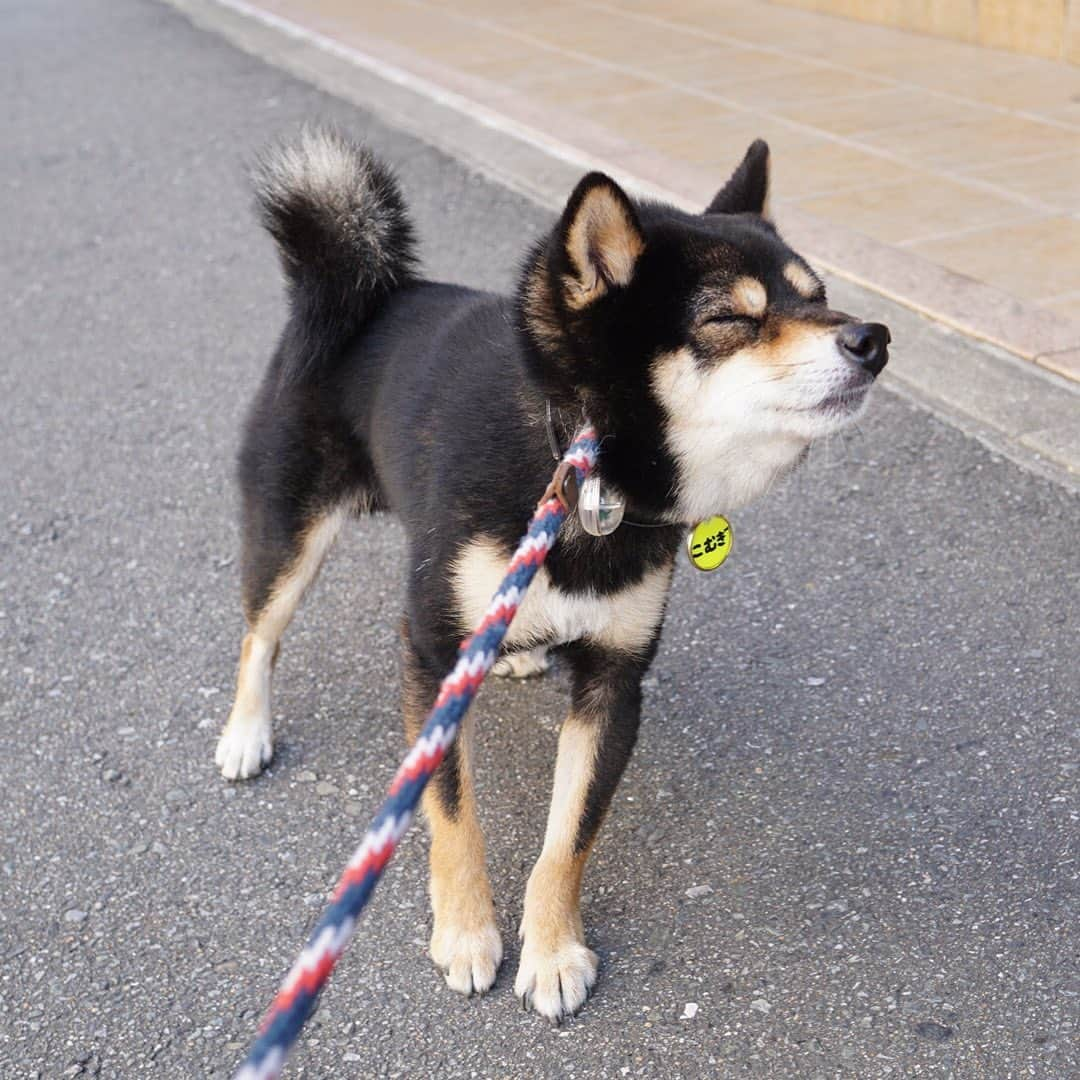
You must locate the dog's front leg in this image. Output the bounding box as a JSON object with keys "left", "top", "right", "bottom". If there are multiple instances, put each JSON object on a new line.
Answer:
{"left": 402, "top": 620, "right": 502, "bottom": 997}
{"left": 515, "top": 642, "right": 650, "bottom": 1020}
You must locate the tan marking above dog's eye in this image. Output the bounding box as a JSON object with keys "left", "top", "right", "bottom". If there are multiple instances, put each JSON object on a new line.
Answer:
{"left": 783, "top": 261, "right": 822, "bottom": 299}
{"left": 730, "top": 276, "right": 767, "bottom": 318}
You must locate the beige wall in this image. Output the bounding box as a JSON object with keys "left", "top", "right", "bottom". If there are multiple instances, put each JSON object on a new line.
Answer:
{"left": 771, "top": 0, "right": 1079, "bottom": 63}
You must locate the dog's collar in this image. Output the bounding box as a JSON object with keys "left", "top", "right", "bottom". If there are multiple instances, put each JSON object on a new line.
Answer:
{"left": 544, "top": 401, "right": 673, "bottom": 531}
{"left": 544, "top": 402, "right": 733, "bottom": 569}
{"left": 544, "top": 399, "right": 569, "bottom": 464}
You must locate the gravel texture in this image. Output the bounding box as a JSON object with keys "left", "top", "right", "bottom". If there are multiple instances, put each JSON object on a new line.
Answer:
{"left": 2, "top": 1, "right": 1077, "bottom": 1076}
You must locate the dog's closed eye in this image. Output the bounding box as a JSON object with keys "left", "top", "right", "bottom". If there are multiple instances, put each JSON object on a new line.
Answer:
{"left": 703, "top": 312, "right": 761, "bottom": 327}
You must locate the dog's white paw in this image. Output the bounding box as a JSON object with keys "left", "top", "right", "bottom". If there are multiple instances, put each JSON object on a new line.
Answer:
{"left": 215, "top": 715, "right": 273, "bottom": 780}
{"left": 492, "top": 646, "right": 550, "bottom": 680}
{"left": 515, "top": 937, "right": 598, "bottom": 1020}
{"left": 430, "top": 921, "right": 503, "bottom": 996}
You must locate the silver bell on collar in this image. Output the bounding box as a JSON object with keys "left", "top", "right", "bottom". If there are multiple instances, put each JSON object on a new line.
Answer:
{"left": 577, "top": 474, "right": 625, "bottom": 536}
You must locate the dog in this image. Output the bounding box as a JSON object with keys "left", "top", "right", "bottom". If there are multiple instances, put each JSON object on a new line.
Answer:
{"left": 215, "top": 127, "right": 889, "bottom": 1020}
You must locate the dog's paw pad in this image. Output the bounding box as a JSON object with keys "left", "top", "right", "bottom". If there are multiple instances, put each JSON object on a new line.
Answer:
{"left": 431, "top": 923, "right": 503, "bottom": 997}
{"left": 215, "top": 721, "right": 272, "bottom": 780}
{"left": 514, "top": 940, "right": 598, "bottom": 1020}
{"left": 492, "top": 647, "right": 550, "bottom": 680}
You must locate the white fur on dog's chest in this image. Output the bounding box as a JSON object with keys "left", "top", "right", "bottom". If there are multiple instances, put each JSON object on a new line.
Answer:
{"left": 452, "top": 536, "right": 672, "bottom": 655}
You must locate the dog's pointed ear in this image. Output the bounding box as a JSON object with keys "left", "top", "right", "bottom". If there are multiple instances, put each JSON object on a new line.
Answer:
{"left": 706, "top": 139, "right": 771, "bottom": 218}
{"left": 557, "top": 172, "right": 645, "bottom": 307}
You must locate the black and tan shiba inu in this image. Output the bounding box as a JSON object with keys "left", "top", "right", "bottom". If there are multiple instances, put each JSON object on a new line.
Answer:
{"left": 216, "top": 127, "right": 889, "bottom": 1020}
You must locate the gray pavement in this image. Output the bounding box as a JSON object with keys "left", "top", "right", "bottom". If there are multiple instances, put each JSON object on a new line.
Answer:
{"left": 1, "top": 1, "right": 1077, "bottom": 1077}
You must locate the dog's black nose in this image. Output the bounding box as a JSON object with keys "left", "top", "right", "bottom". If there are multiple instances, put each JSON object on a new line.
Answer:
{"left": 837, "top": 322, "right": 890, "bottom": 377}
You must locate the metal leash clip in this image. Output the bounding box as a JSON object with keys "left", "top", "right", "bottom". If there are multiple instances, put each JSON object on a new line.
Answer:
{"left": 538, "top": 459, "right": 580, "bottom": 513}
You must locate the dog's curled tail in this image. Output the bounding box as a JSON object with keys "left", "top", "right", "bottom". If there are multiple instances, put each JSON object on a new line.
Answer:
{"left": 252, "top": 126, "right": 417, "bottom": 382}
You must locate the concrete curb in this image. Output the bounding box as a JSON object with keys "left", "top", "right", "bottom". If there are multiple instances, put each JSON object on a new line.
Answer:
{"left": 162, "top": 0, "right": 1080, "bottom": 488}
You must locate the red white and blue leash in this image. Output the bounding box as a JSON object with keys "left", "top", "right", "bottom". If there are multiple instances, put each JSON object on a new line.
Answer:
{"left": 234, "top": 427, "right": 599, "bottom": 1080}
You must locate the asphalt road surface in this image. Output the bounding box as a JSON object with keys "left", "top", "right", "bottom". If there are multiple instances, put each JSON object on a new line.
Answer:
{"left": 2, "top": 1, "right": 1077, "bottom": 1076}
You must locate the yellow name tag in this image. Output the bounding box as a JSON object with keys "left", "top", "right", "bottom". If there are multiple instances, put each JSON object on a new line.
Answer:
{"left": 687, "top": 515, "right": 733, "bottom": 572}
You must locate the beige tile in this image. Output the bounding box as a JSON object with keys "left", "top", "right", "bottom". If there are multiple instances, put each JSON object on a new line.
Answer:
{"left": 707, "top": 66, "right": 889, "bottom": 108}
{"left": 649, "top": 0, "right": 884, "bottom": 54}
{"left": 774, "top": 88, "right": 982, "bottom": 138}
{"left": 524, "top": 66, "right": 663, "bottom": 108}
{"left": 570, "top": 87, "right": 743, "bottom": 144}
{"left": 906, "top": 56, "right": 1080, "bottom": 110}
{"left": 585, "top": 31, "right": 713, "bottom": 71}
{"left": 494, "top": 2, "right": 589, "bottom": 28}
{"left": 399, "top": 21, "right": 524, "bottom": 64}
{"left": 505, "top": 6, "right": 704, "bottom": 65}
{"left": 456, "top": 48, "right": 581, "bottom": 85}
{"left": 1030, "top": 101, "right": 1080, "bottom": 129}
{"left": 581, "top": 87, "right": 823, "bottom": 154}
{"left": 964, "top": 62, "right": 1080, "bottom": 113}
{"left": 909, "top": 216, "right": 1080, "bottom": 300}
{"left": 631, "top": 46, "right": 797, "bottom": 87}
{"left": 420, "top": 33, "right": 542, "bottom": 69}
{"left": 965, "top": 152, "right": 1080, "bottom": 213}
{"left": 606, "top": 0, "right": 739, "bottom": 17}
{"left": 625, "top": 111, "right": 821, "bottom": 169}
{"left": 788, "top": 24, "right": 1008, "bottom": 78}
{"left": 769, "top": 141, "right": 927, "bottom": 200}
{"left": 436, "top": 0, "right": 564, "bottom": 18}
{"left": 796, "top": 174, "right": 1038, "bottom": 244}
{"left": 858, "top": 112, "right": 1080, "bottom": 171}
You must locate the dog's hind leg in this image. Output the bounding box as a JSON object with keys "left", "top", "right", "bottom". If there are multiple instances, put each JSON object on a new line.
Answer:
{"left": 402, "top": 616, "right": 503, "bottom": 996}
{"left": 216, "top": 368, "right": 382, "bottom": 781}
{"left": 215, "top": 499, "right": 345, "bottom": 780}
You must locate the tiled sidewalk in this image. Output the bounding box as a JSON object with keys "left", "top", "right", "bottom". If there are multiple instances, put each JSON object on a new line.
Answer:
{"left": 243, "top": 0, "right": 1080, "bottom": 379}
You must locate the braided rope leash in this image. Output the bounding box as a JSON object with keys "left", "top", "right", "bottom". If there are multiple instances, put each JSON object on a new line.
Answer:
{"left": 234, "top": 427, "right": 599, "bottom": 1080}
